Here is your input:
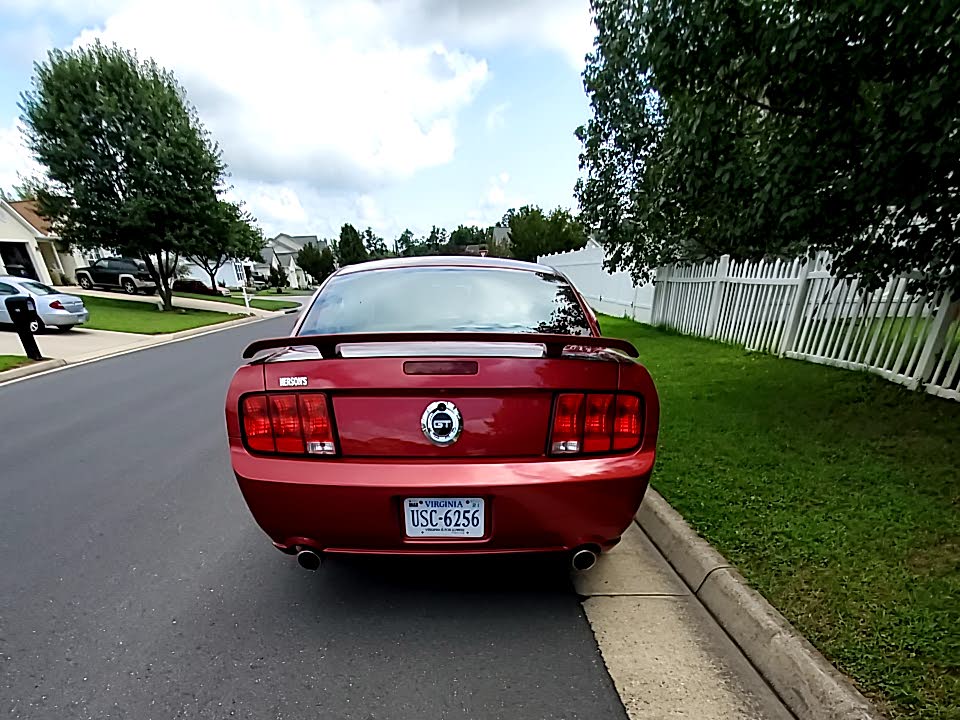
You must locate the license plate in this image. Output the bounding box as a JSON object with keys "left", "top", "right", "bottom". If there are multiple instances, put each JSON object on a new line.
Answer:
{"left": 403, "top": 497, "right": 485, "bottom": 538}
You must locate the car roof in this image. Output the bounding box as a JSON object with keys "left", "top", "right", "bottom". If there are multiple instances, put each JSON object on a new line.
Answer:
{"left": 334, "top": 255, "right": 558, "bottom": 277}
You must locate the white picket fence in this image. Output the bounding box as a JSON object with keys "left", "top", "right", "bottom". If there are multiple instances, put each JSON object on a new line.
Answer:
{"left": 653, "top": 253, "right": 960, "bottom": 401}
{"left": 539, "top": 241, "right": 656, "bottom": 323}
{"left": 540, "top": 245, "right": 960, "bottom": 402}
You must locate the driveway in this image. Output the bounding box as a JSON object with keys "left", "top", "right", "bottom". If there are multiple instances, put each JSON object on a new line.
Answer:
{"left": 0, "top": 317, "right": 789, "bottom": 720}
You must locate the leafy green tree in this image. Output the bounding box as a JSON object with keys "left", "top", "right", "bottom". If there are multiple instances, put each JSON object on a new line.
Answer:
{"left": 360, "top": 227, "right": 389, "bottom": 258}
{"left": 426, "top": 225, "right": 447, "bottom": 252}
{"left": 337, "top": 223, "right": 368, "bottom": 266}
{"left": 268, "top": 262, "right": 288, "bottom": 293}
{"left": 577, "top": 0, "right": 960, "bottom": 293}
{"left": 449, "top": 224, "right": 486, "bottom": 251}
{"left": 395, "top": 229, "right": 415, "bottom": 256}
{"left": 502, "top": 206, "right": 586, "bottom": 262}
{"left": 184, "top": 200, "right": 263, "bottom": 292}
{"left": 297, "top": 242, "right": 336, "bottom": 284}
{"left": 20, "top": 42, "right": 225, "bottom": 310}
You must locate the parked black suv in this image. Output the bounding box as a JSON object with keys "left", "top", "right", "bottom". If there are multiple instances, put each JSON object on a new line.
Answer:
{"left": 75, "top": 257, "right": 157, "bottom": 295}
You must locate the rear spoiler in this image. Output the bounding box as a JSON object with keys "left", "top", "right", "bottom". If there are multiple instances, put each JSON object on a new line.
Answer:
{"left": 242, "top": 332, "right": 638, "bottom": 360}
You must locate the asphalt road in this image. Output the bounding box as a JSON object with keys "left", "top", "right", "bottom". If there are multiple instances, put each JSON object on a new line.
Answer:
{"left": 0, "top": 317, "right": 627, "bottom": 720}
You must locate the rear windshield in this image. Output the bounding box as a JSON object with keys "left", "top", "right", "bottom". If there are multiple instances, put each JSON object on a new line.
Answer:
{"left": 19, "top": 281, "right": 57, "bottom": 296}
{"left": 298, "top": 266, "right": 592, "bottom": 336}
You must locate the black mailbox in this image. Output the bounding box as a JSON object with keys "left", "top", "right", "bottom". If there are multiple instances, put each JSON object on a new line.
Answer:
{"left": 4, "top": 296, "right": 43, "bottom": 360}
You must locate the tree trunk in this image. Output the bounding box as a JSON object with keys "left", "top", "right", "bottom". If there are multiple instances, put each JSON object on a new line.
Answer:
{"left": 206, "top": 269, "right": 219, "bottom": 294}
{"left": 142, "top": 255, "right": 170, "bottom": 312}
{"left": 144, "top": 251, "right": 177, "bottom": 312}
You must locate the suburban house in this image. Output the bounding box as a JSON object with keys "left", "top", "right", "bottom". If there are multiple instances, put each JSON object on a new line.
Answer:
{"left": 255, "top": 233, "right": 326, "bottom": 288}
{"left": 0, "top": 202, "right": 326, "bottom": 291}
{"left": 0, "top": 199, "right": 83, "bottom": 285}
{"left": 180, "top": 258, "right": 253, "bottom": 289}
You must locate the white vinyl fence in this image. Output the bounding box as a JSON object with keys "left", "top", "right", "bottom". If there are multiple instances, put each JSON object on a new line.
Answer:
{"left": 653, "top": 253, "right": 960, "bottom": 402}
{"left": 539, "top": 241, "right": 655, "bottom": 323}
{"left": 540, "top": 244, "right": 960, "bottom": 402}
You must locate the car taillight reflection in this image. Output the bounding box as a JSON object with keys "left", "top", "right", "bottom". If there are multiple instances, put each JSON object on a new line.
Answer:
{"left": 550, "top": 392, "right": 642, "bottom": 456}
{"left": 242, "top": 393, "right": 336, "bottom": 456}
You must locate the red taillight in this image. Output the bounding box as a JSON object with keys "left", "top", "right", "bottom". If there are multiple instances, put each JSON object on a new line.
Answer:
{"left": 49, "top": 300, "right": 64, "bottom": 310}
{"left": 241, "top": 393, "right": 336, "bottom": 456}
{"left": 298, "top": 394, "right": 336, "bottom": 455}
{"left": 583, "top": 394, "right": 614, "bottom": 453}
{"left": 268, "top": 394, "right": 304, "bottom": 453}
{"left": 242, "top": 395, "right": 274, "bottom": 453}
{"left": 551, "top": 393, "right": 584, "bottom": 454}
{"left": 613, "top": 395, "right": 642, "bottom": 450}
{"left": 550, "top": 393, "right": 642, "bottom": 456}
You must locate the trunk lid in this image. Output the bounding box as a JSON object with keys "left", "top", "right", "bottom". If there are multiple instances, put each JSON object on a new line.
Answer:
{"left": 261, "top": 345, "right": 622, "bottom": 458}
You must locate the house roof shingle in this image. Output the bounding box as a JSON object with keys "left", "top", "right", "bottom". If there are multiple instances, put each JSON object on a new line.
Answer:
{"left": 8, "top": 200, "right": 53, "bottom": 236}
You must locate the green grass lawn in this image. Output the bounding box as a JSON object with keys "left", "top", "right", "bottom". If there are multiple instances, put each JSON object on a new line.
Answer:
{"left": 173, "top": 292, "right": 299, "bottom": 311}
{"left": 82, "top": 295, "right": 242, "bottom": 334}
{"left": 255, "top": 287, "right": 313, "bottom": 296}
{"left": 601, "top": 316, "right": 959, "bottom": 720}
{"left": 0, "top": 355, "right": 32, "bottom": 372}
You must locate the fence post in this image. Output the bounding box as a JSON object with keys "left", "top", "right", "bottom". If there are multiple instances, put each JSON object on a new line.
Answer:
{"left": 651, "top": 265, "right": 668, "bottom": 324}
{"left": 915, "top": 292, "right": 956, "bottom": 387}
{"left": 779, "top": 257, "right": 815, "bottom": 356}
{"left": 704, "top": 255, "right": 730, "bottom": 338}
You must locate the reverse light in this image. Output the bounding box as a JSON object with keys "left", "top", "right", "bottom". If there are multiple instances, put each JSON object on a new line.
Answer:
{"left": 550, "top": 393, "right": 584, "bottom": 454}
{"left": 549, "top": 393, "right": 643, "bottom": 456}
{"left": 241, "top": 393, "right": 336, "bottom": 456}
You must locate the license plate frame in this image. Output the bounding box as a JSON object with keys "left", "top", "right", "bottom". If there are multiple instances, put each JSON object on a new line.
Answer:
{"left": 403, "top": 497, "right": 485, "bottom": 538}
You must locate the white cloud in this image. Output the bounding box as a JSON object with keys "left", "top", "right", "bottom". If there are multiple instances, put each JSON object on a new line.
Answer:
{"left": 382, "top": 0, "right": 594, "bottom": 70}
{"left": 485, "top": 102, "right": 509, "bottom": 133}
{"left": 1, "top": 1, "right": 591, "bottom": 235}
{"left": 69, "top": 0, "right": 489, "bottom": 193}
{"left": 0, "top": 120, "right": 43, "bottom": 194}
{"left": 465, "top": 171, "right": 521, "bottom": 227}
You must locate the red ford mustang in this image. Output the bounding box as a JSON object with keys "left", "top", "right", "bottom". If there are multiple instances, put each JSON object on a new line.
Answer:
{"left": 225, "top": 256, "right": 659, "bottom": 571}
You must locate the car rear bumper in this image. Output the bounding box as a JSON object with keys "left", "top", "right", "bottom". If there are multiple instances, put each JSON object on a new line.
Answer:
{"left": 230, "top": 441, "right": 654, "bottom": 555}
{"left": 42, "top": 310, "right": 88, "bottom": 327}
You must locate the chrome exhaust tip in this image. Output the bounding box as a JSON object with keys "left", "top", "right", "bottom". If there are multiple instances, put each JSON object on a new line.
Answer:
{"left": 571, "top": 547, "right": 598, "bottom": 572}
{"left": 296, "top": 549, "right": 322, "bottom": 571}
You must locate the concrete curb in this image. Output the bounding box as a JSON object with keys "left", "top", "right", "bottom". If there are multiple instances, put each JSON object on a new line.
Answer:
{"left": 636, "top": 488, "right": 884, "bottom": 720}
{"left": 0, "top": 358, "right": 66, "bottom": 381}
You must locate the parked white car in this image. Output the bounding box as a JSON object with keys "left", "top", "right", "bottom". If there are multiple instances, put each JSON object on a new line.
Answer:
{"left": 0, "top": 276, "right": 89, "bottom": 333}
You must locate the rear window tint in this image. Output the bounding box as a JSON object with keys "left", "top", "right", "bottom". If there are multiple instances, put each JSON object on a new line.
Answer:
{"left": 298, "top": 266, "right": 592, "bottom": 336}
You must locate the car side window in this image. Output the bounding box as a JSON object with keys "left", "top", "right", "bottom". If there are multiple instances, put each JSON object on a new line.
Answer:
{"left": 0, "top": 282, "right": 18, "bottom": 295}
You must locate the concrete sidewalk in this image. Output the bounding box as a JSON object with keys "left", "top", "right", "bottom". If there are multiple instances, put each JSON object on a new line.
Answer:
{"left": 575, "top": 525, "right": 792, "bottom": 720}
{"left": 62, "top": 286, "right": 288, "bottom": 318}
{"left": 0, "top": 315, "right": 264, "bottom": 370}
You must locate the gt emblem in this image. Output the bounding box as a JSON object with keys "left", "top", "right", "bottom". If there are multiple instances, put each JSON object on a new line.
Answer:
{"left": 421, "top": 401, "right": 463, "bottom": 446}
{"left": 278, "top": 376, "right": 308, "bottom": 387}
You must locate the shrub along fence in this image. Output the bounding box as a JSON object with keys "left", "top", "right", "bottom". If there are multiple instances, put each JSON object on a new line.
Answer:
{"left": 540, "top": 247, "right": 960, "bottom": 402}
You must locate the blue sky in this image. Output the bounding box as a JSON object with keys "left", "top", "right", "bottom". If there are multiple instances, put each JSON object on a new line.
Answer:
{"left": 0, "top": 0, "right": 594, "bottom": 242}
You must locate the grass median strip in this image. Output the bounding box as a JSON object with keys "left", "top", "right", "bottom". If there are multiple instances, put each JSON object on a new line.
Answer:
{"left": 173, "top": 292, "right": 300, "bottom": 311}
{"left": 601, "top": 315, "right": 959, "bottom": 720}
{"left": 0, "top": 355, "right": 33, "bottom": 372}
{"left": 81, "top": 295, "right": 242, "bottom": 334}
